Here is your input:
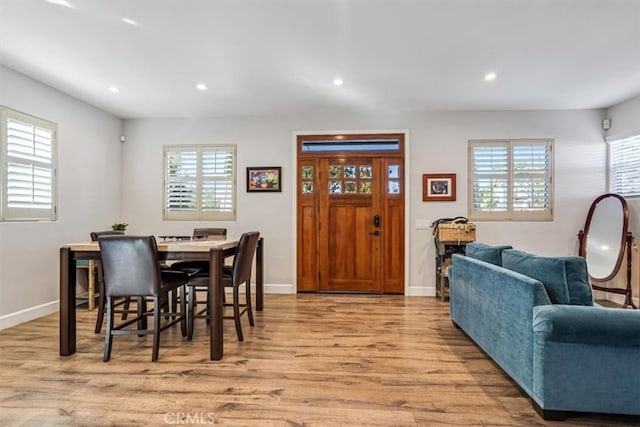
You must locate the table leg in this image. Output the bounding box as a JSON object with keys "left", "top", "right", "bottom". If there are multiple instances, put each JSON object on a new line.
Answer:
{"left": 60, "top": 247, "right": 76, "bottom": 356}
{"left": 210, "top": 248, "right": 224, "bottom": 360}
{"left": 256, "top": 237, "right": 264, "bottom": 312}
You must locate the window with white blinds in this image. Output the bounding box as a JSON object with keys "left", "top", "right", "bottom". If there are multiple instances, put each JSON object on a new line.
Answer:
{"left": 163, "top": 145, "right": 236, "bottom": 220}
{"left": 468, "top": 139, "right": 553, "bottom": 221}
{"left": 1, "top": 107, "right": 57, "bottom": 221}
{"left": 608, "top": 133, "right": 640, "bottom": 197}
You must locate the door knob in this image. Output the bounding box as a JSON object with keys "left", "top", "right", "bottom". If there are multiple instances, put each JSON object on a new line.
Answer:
{"left": 369, "top": 231, "right": 380, "bottom": 236}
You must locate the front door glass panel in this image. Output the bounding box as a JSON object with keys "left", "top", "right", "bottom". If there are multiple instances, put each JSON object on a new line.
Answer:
{"left": 328, "top": 163, "right": 373, "bottom": 196}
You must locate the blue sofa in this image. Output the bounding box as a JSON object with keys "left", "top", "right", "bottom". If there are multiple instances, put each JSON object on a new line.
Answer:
{"left": 450, "top": 242, "right": 640, "bottom": 420}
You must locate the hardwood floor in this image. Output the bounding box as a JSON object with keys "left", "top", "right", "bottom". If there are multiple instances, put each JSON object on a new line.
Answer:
{"left": 0, "top": 294, "right": 638, "bottom": 426}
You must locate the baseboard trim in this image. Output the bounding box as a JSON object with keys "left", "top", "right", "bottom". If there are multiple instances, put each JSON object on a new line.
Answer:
{"left": 266, "top": 284, "right": 436, "bottom": 296}
{"left": 1, "top": 282, "right": 434, "bottom": 330}
{"left": 596, "top": 290, "right": 640, "bottom": 308}
{"left": 265, "top": 283, "right": 296, "bottom": 294}
{"left": 0, "top": 300, "right": 59, "bottom": 331}
{"left": 406, "top": 285, "right": 436, "bottom": 296}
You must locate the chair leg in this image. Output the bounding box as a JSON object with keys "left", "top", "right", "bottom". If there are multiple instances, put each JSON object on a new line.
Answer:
{"left": 171, "top": 289, "right": 177, "bottom": 318}
{"left": 152, "top": 296, "right": 161, "bottom": 362}
{"left": 162, "top": 293, "right": 171, "bottom": 320}
{"left": 206, "top": 289, "right": 211, "bottom": 325}
{"left": 180, "top": 285, "right": 187, "bottom": 337}
{"left": 94, "top": 278, "right": 106, "bottom": 334}
{"left": 187, "top": 286, "right": 196, "bottom": 340}
{"left": 165, "top": 288, "right": 178, "bottom": 320}
{"left": 245, "top": 279, "right": 254, "bottom": 327}
{"left": 121, "top": 297, "right": 131, "bottom": 320}
{"left": 138, "top": 296, "right": 148, "bottom": 336}
{"left": 103, "top": 297, "right": 114, "bottom": 362}
{"left": 233, "top": 285, "right": 243, "bottom": 342}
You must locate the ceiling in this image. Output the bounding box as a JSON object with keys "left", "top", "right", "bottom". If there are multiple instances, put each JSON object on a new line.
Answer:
{"left": 1, "top": 0, "right": 639, "bottom": 119}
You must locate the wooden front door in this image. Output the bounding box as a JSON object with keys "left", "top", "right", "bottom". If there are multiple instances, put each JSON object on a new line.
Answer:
{"left": 319, "top": 157, "right": 382, "bottom": 292}
{"left": 296, "top": 134, "right": 405, "bottom": 293}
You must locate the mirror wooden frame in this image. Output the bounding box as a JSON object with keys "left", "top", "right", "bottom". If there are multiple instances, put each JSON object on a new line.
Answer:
{"left": 578, "top": 193, "right": 636, "bottom": 308}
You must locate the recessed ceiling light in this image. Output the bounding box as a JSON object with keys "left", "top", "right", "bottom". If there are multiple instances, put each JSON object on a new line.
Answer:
{"left": 108, "top": 86, "right": 120, "bottom": 93}
{"left": 484, "top": 72, "right": 497, "bottom": 81}
{"left": 44, "top": 0, "right": 75, "bottom": 8}
{"left": 333, "top": 77, "right": 344, "bottom": 86}
{"left": 196, "top": 83, "right": 208, "bottom": 91}
{"left": 121, "top": 17, "right": 139, "bottom": 27}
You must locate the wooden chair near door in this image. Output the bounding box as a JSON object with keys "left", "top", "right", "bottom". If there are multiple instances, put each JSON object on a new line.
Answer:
{"left": 98, "top": 235, "right": 188, "bottom": 362}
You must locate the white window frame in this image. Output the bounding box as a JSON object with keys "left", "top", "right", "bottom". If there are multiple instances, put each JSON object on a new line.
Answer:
{"left": 0, "top": 106, "right": 58, "bottom": 221}
{"left": 607, "top": 132, "right": 640, "bottom": 197}
{"left": 468, "top": 139, "right": 553, "bottom": 221}
{"left": 162, "top": 144, "right": 236, "bottom": 221}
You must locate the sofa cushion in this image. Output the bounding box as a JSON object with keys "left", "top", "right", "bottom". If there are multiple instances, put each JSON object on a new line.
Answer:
{"left": 556, "top": 256, "right": 594, "bottom": 306}
{"left": 533, "top": 305, "right": 640, "bottom": 345}
{"left": 465, "top": 242, "right": 513, "bottom": 266}
{"left": 502, "top": 249, "right": 593, "bottom": 306}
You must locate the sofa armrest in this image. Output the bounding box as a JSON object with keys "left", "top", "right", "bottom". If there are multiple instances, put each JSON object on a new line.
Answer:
{"left": 532, "top": 305, "right": 640, "bottom": 346}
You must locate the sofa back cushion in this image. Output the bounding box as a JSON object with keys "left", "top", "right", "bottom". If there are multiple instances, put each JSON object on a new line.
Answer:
{"left": 465, "top": 242, "right": 513, "bottom": 266}
{"left": 501, "top": 249, "right": 593, "bottom": 305}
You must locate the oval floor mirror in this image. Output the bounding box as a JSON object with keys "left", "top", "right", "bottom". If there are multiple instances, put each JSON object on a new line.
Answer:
{"left": 578, "top": 193, "right": 636, "bottom": 308}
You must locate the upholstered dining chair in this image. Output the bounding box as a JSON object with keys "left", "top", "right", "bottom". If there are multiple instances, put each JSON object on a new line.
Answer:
{"left": 98, "top": 235, "right": 189, "bottom": 362}
{"left": 90, "top": 230, "right": 126, "bottom": 333}
{"left": 192, "top": 227, "right": 227, "bottom": 240}
{"left": 169, "top": 228, "right": 227, "bottom": 321}
{"left": 186, "top": 231, "right": 260, "bottom": 341}
{"left": 169, "top": 228, "right": 227, "bottom": 274}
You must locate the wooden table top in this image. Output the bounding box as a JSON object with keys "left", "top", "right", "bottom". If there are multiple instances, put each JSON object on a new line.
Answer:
{"left": 66, "top": 238, "right": 239, "bottom": 252}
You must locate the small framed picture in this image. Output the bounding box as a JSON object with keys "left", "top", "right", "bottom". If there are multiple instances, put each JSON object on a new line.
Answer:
{"left": 423, "top": 173, "right": 456, "bottom": 201}
{"left": 247, "top": 167, "right": 282, "bottom": 192}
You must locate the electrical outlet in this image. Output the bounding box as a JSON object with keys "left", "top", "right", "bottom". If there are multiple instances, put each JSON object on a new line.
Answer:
{"left": 416, "top": 220, "right": 432, "bottom": 230}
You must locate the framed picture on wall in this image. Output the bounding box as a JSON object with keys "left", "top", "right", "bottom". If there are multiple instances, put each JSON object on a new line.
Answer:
{"left": 247, "top": 166, "right": 282, "bottom": 192}
{"left": 423, "top": 173, "right": 456, "bottom": 201}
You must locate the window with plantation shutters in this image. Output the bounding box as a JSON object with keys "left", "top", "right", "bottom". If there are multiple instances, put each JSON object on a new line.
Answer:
{"left": 608, "top": 133, "right": 640, "bottom": 197}
{"left": 163, "top": 145, "right": 236, "bottom": 220}
{"left": 1, "top": 107, "right": 57, "bottom": 221}
{"left": 468, "top": 139, "right": 553, "bottom": 221}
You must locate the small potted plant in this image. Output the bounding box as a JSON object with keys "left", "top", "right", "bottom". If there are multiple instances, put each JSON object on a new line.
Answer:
{"left": 111, "top": 222, "right": 128, "bottom": 231}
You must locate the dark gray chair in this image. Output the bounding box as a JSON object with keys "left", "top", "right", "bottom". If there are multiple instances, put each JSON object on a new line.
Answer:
{"left": 90, "top": 230, "right": 126, "bottom": 333}
{"left": 98, "top": 235, "right": 188, "bottom": 362}
{"left": 186, "top": 231, "right": 260, "bottom": 341}
{"left": 169, "top": 228, "right": 227, "bottom": 275}
{"left": 169, "top": 228, "right": 227, "bottom": 329}
{"left": 192, "top": 227, "right": 227, "bottom": 240}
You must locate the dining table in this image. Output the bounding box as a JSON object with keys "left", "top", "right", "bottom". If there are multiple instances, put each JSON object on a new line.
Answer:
{"left": 59, "top": 236, "right": 264, "bottom": 361}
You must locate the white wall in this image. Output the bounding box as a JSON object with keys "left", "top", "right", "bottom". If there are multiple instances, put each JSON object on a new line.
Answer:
{"left": 122, "top": 109, "right": 607, "bottom": 295}
{"left": 0, "top": 66, "right": 123, "bottom": 328}
{"left": 604, "top": 94, "right": 640, "bottom": 305}
{"left": 0, "top": 64, "right": 614, "bottom": 329}
{"left": 606, "top": 95, "right": 640, "bottom": 138}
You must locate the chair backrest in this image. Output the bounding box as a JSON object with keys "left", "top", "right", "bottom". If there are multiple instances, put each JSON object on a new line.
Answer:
{"left": 98, "top": 236, "right": 162, "bottom": 297}
{"left": 90, "top": 230, "right": 125, "bottom": 242}
{"left": 231, "top": 231, "right": 260, "bottom": 285}
{"left": 91, "top": 231, "right": 126, "bottom": 284}
{"left": 192, "top": 228, "right": 227, "bottom": 239}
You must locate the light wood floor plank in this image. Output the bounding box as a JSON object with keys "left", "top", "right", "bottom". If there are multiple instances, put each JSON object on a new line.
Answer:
{"left": 0, "top": 294, "right": 638, "bottom": 426}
